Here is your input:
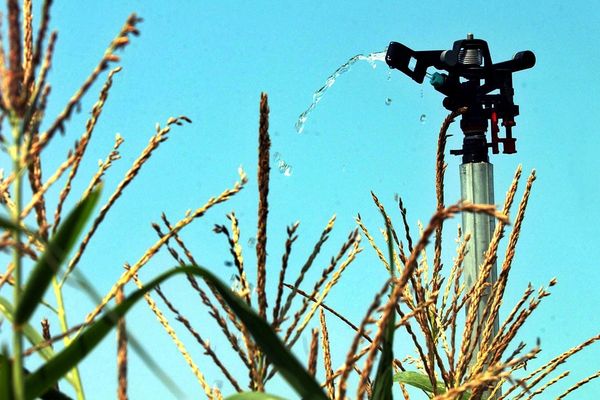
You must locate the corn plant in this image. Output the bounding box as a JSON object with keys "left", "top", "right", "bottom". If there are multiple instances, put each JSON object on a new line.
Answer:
{"left": 0, "top": 1, "right": 247, "bottom": 399}
{"left": 0, "top": 1, "right": 598, "bottom": 400}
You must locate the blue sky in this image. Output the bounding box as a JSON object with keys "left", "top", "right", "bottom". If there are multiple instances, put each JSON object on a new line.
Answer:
{"left": 3, "top": 0, "right": 600, "bottom": 398}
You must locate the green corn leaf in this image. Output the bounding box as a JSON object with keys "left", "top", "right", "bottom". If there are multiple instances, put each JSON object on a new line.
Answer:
{"left": 15, "top": 187, "right": 101, "bottom": 325}
{"left": 0, "top": 350, "right": 13, "bottom": 400}
{"left": 394, "top": 371, "right": 446, "bottom": 393}
{"left": 0, "top": 296, "right": 54, "bottom": 361}
{"left": 394, "top": 371, "right": 471, "bottom": 399}
{"left": 0, "top": 296, "right": 78, "bottom": 390}
{"left": 191, "top": 267, "right": 327, "bottom": 400}
{"left": 25, "top": 265, "right": 326, "bottom": 400}
{"left": 67, "top": 268, "right": 182, "bottom": 398}
{"left": 24, "top": 266, "right": 183, "bottom": 399}
{"left": 0, "top": 216, "right": 39, "bottom": 240}
{"left": 0, "top": 349, "right": 72, "bottom": 399}
{"left": 370, "top": 224, "right": 397, "bottom": 400}
{"left": 225, "top": 393, "right": 288, "bottom": 400}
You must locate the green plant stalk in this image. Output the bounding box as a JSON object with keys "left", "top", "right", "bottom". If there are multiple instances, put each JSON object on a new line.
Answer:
{"left": 11, "top": 114, "right": 25, "bottom": 400}
{"left": 257, "top": 352, "right": 266, "bottom": 389}
{"left": 53, "top": 278, "right": 85, "bottom": 399}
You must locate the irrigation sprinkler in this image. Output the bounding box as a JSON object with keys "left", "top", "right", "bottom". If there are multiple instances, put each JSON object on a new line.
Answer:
{"left": 385, "top": 33, "right": 535, "bottom": 376}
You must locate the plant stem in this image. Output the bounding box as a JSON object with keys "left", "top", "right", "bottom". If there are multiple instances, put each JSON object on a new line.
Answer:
{"left": 257, "top": 353, "right": 266, "bottom": 388}
{"left": 11, "top": 114, "right": 25, "bottom": 400}
{"left": 53, "top": 278, "right": 86, "bottom": 399}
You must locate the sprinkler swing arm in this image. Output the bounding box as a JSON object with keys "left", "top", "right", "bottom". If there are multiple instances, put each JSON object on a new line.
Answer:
{"left": 385, "top": 35, "right": 535, "bottom": 162}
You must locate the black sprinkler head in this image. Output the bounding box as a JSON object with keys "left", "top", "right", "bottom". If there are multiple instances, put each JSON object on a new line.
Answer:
{"left": 385, "top": 34, "right": 535, "bottom": 162}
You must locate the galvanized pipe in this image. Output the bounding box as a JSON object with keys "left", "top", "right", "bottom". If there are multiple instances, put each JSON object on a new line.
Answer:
{"left": 459, "top": 162, "right": 499, "bottom": 373}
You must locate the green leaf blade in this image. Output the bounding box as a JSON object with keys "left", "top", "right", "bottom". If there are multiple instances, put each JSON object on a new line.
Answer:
{"left": 193, "top": 268, "right": 328, "bottom": 400}
{"left": 0, "top": 351, "right": 13, "bottom": 400}
{"left": 370, "top": 223, "right": 396, "bottom": 400}
{"left": 0, "top": 296, "right": 79, "bottom": 391}
{"left": 25, "top": 267, "right": 327, "bottom": 400}
{"left": 394, "top": 371, "right": 447, "bottom": 394}
{"left": 25, "top": 265, "right": 327, "bottom": 400}
{"left": 24, "top": 266, "right": 187, "bottom": 399}
{"left": 15, "top": 188, "right": 101, "bottom": 325}
{"left": 0, "top": 297, "right": 54, "bottom": 361}
{"left": 0, "top": 217, "right": 39, "bottom": 239}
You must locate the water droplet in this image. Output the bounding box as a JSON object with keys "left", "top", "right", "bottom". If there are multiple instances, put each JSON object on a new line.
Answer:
{"left": 214, "top": 380, "right": 223, "bottom": 389}
{"left": 387, "top": 71, "right": 392, "bottom": 81}
{"left": 302, "top": 335, "right": 309, "bottom": 355}
{"left": 276, "top": 158, "right": 293, "bottom": 177}
{"left": 230, "top": 275, "right": 242, "bottom": 292}
{"left": 394, "top": 193, "right": 399, "bottom": 202}
{"left": 248, "top": 237, "right": 256, "bottom": 246}
{"left": 385, "top": 97, "right": 392, "bottom": 106}
{"left": 295, "top": 49, "right": 388, "bottom": 134}
{"left": 420, "top": 88, "right": 424, "bottom": 98}
{"left": 420, "top": 114, "right": 427, "bottom": 124}
{"left": 224, "top": 260, "right": 234, "bottom": 268}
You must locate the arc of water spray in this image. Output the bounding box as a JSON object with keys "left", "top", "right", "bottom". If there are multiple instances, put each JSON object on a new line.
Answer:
{"left": 295, "top": 50, "right": 388, "bottom": 134}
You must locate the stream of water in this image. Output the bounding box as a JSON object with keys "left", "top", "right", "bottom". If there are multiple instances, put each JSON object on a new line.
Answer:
{"left": 295, "top": 50, "right": 388, "bottom": 134}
